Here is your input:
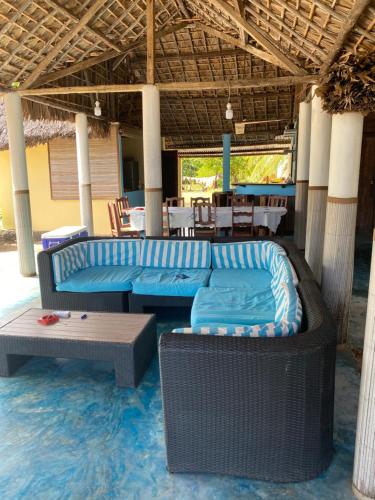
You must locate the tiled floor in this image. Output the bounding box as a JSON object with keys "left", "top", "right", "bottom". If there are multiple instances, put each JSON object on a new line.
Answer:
{"left": 0, "top": 238, "right": 371, "bottom": 500}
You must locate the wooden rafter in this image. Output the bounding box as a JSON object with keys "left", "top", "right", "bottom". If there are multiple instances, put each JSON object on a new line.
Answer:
{"left": 41, "top": 0, "right": 122, "bottom": 53}
{"left": 320, "top": 0, "right": 372, "bottom": 74}
{"left": 193, "top": 22, "right": 283, "bottom": 68}
{"left": 31, "top": 22, "right": 193, "bottom": 88}
{"left": 21, "top": 0, "right": 105, "bottom": 90}
{"left": 205, "top": 0, "right": 307, "bottom": 75}
{"left": 147, "top": 0, "right": 155, "bottom": 84}
{"left": 233, "top": 0, "right": 247, "bottom": 44}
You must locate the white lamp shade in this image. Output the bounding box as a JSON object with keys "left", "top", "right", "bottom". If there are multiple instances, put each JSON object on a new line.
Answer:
{"left": 225, "top": 102, "right": 233, "bottom": 120}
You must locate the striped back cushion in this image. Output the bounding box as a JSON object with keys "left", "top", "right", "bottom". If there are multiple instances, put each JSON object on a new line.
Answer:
{"left": 86, "top": 239, "right": 141, "bottom": 267}
{"left": 172, "top": 318, "right": 301, "bottom": 337}
{"left": 273, "top": 279, "right": 302, "bottom": 330}
{"left": 211, "top": 241, "right": 286, "bottom": 270}
{"left": 52, "top": 242, "right": 88, "bottom": 284}
{"left": 140, "top": 239, "right": 211, "bottom": 269}
{"left": 269, "top": 254, "right": 294, "bottom": 289}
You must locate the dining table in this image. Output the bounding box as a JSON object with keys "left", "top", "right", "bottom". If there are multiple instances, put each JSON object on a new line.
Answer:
{"left": 127, "top": 206, "right": 287, "bottom": 234}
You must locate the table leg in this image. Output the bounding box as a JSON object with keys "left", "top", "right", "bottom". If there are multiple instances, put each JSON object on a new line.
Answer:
{"left": 0, "top": 353, "right": 32, "bottom": 376}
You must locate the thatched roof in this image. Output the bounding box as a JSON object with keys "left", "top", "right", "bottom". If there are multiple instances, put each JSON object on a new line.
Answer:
{"left": 0, "top": 102, "right": 108, "bottom": 151}
{"left": 0, "top": 0, "right": 373, "bottom": 148}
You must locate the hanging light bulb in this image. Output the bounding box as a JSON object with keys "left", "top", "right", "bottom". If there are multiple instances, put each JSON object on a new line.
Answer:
{"left": 225, "top": 81, "right": 233, "bottom": 120}
{"left": 226, "top": 102, "right": 233, "bottom": 120}
{"left": 94, "top": 93, "right": 101, "bottom": 117}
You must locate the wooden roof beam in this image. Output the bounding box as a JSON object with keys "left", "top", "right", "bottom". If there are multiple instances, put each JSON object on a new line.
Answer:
{"left": 20, "top": 0, "right": 105, "bottom": 90}
{"left": 31, "top": 21, "right": 193, "bottom": 88}
{"left": 206, "top": 0, "right": 307, "bottom": 75}
{"left": 13, "top": 74, "right": 315, "bottom": 97}
{"left": 320, "top": 0, "right": 372, "bottom": 74}
{"left": 234, "top": 0, "right": 247, "bottom": 44}
{"left": 146, "top": 0, "right": 155, "bottom": 84}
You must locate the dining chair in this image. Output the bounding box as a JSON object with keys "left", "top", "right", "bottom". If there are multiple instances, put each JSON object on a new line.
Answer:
{"left": 162, "top": 202, "right": 170, "bottom": 237}
{"left": 108, "top": 201, "right": 140, "bottom": 238}
{"left": 191, "top": 196, "right": 210, "bottom": 207}
{"left": 231, "top": 196, "right": 255, "bottom": 237}
{"left": 116, "top": 196, "right": 131, "bottom": 224}
{"left": 267, "top": 195, "right": 288, "bottom": 208}
{"left": 165, "top": 197, "right": 185, "bottom": 207}
{"left": 193, "top": 201, "right": 216, "bottom": 236}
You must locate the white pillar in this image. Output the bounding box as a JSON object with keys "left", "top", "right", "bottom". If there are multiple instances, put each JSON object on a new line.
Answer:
{"left": 353, "top": 230, "right": 375, "bottom": 500}
{"left": 4, "top": 92, "right": 36, "bottom": 277}
{"left": 294, "top": 100, "right": 311, "bottom": 250}
{"left": 142, "top": 84, "right": 163, "bottom": 236}
{"left": 321, "top": 112, "right": 364, "bottom": 343}
{"left": 75, "top": 113, "right": 94, "bottom": 236}
{"left": 305, "top": 86, "right": 332, "bottom": 283}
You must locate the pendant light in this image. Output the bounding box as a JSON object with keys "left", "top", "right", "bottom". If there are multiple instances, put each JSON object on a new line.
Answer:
{"left": 225, "top": 81, "right": 233, "bottom": 120}
{"left": 94, "top": 93, "right": 102, "bottom": 117}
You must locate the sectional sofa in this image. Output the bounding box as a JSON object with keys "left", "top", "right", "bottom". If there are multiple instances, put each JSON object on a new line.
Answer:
{"left": 38, "top": 236, "right": 336, "bottom": 482}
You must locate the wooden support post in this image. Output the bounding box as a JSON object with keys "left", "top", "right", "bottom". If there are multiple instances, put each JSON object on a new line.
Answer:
{"left": 142, "top": 85, "right": 163, "bottom": 236}
{"left": 222, "top": 133, "right": 231, "bottom": 192}
{"left": 75, "top": 113, "right": 94, "bottom": 236}
{"left": 353, "top": 230, "right": 375, "bottom": 499}
{"left": 146, "top": 0, "right": 155, "bottom": 85}
{"left": 305, "top": 86, "right": 332, "bottom": 283}
{"left": 294, "top": 100, "right": 311, "bottom": 250}
{"left": 3, "top": 93, "right": 36, "bottom": 277}
{"left": 321, "top": 112, "right": 364, "bottom": 344}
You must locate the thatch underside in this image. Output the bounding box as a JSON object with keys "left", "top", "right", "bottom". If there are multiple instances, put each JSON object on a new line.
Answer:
{"left": 0, "top": 0, "right": 373, "bottom": 148}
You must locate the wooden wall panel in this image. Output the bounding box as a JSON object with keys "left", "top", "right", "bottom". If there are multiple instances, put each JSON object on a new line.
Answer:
{"left": 49, "top": 129, "right": 120, "bottom": 200}
{"left": 357, "top": 113, "right": 375, "bottom": 232}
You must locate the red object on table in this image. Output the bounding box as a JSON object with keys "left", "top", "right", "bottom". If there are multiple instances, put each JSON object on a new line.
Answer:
{"left": 38, "top": 314, "right": 59, "bottom": 326}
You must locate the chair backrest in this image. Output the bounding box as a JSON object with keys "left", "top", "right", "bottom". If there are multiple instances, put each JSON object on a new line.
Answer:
{"left": 191, "top": 196, "right": 210, "bottom": 207}
{"left": 162, "top": 202, "right": 170, "bottom": 237}
{"left": 165, "top": 197, "right": 184, "bottom": 207}
{"left": 231, "top": 197, "right": 254, "bottom": 234}
{"left": 108, "top": 202, "right": 121, "bottom": 236}
{"left": 268, "top": 195, "right": 288, "bottom": 208}
{"left": 193, "top": 202, "right": 216, "bottom": 232}
{"left": 116, "top": 196, "right": 130, "bottom": 212}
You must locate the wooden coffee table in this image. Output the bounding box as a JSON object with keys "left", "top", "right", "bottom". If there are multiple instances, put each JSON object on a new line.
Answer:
{"left": 0, "top": 309, "right": 157, "bottom": 387}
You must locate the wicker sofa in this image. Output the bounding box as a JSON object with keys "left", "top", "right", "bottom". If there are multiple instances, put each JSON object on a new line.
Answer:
{"left": 159, "top": 238, "right": 337, "bottom": 483}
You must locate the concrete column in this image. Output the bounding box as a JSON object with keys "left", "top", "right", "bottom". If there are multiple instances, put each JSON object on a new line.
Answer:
{"left": 75, "top": 113, "right": 94, "bottom": 236}
{"left": 142, "top": 84, "right": 163, "bottom": 236}
{"left": 305, "top": 86, "right": 332, "bottom": 283}
{"left": 321, "top": 112, "right": 364, "bottom": 343}
{"left": 4, "top": 92, "right": 36, "bottom": 277}
{"left": 294, "top": 100, "right": 311, "bottom": 250}
{"left": 353, "top": 230, "right": 375, "bottom": 500}
{"left": 222, "top": 133, "right": 231, "bottom": 192}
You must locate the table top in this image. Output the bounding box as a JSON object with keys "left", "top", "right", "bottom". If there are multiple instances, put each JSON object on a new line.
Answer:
{"left": 41, "top": 226, "right": 87, "bottom": 238}
{"left": 0, "top": 309, "right": 155, "bottom": 344}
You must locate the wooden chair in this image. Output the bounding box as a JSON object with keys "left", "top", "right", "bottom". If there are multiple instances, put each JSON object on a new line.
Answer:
{"left": 231, "top": 196, "right": 254, "bottom": 237}
{"left": 108, "top": 201, "right": 140, "bottom": 238}
{"left": 116, "top": 196, "right": 131, "bottom": 223}
{"left": 268, "top": 195, "right": 288, "bottom": 208}
{"left": 191, "top": 197, "right": 210, "bottom": 207}
{"left": 165, "top": 197, "right": 185, "bottom": 207}
{"left": 193, "top": 201, "right": 216, "bottom": 236}
{"left": 162, "top": 202, "right": 170, "bottom": 237}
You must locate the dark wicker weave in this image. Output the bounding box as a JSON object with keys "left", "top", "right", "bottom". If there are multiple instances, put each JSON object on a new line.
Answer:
{"left": 159, "top": 243, "right": 336, "bottom": 482}
{"left": 38, "top": 237, "right": 130, "bottom": 313}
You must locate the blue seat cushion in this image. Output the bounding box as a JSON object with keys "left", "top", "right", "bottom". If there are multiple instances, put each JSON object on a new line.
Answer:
{"left": 191, "top": 286, "right": 276, "bottom": 328}
{"left": 132, "top": 268, "right": 211, "bottom": 297}
{"left": 56, "top": 265, "right": 143, "bottom": 292}
{"left": 209, "top": 268, "right": 272, "bottom": 292}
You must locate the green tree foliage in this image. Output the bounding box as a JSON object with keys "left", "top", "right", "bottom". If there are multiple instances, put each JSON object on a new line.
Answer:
{"left": 181, "top": 154, "right": 289, "bottom": 186}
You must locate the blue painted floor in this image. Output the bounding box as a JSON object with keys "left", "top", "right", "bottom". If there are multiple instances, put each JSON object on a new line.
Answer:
{"left": 0, "top": 239, "right": 371, "bottom": 499}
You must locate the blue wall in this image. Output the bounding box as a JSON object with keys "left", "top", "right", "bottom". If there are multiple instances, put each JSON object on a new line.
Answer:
{"left": 235, "top": 184, "right": 296, "bottom": 196}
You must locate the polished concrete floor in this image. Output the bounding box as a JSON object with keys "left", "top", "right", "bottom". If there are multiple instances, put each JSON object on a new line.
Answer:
{"left": 0, "top": 237, "right": 371, "bottom": 500}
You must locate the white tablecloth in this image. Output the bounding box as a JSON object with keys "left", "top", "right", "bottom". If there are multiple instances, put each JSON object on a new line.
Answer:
{"left": 128, "top": 206, "right": 287, "bottom": 233}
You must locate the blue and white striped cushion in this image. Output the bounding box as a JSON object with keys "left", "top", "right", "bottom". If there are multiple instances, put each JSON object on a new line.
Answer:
{"left": 172, "top": 318, "right": 300, "bottom": 337}
{"left": 270, "top": 254, "right": 294, "bottom": 289}
{"left": 140, "top": 239, "right": 211, "bottom": 269}
{"left": 273, "top": 280, "right": 302, "bottom": 334}
{"left": 86, "top": 239, "right": 141, "bottom": 267}
{"left": 52, "top": 242, "right": 88, "bottom": 284}
{"left": 211, "top": 241, "right": 286, "bottom": 270}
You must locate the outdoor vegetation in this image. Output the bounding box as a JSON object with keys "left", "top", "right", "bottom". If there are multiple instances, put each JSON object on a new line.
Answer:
{"left": 181, "top": 154, "right": 290, "bottom": 193}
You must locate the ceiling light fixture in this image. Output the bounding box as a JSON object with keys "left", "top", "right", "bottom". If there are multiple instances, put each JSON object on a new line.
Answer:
{"left": 94, "top": 93, "right": 102, "bottom": 117}
{"left": 225, "top": 81, "right": 233, "bottom": 120}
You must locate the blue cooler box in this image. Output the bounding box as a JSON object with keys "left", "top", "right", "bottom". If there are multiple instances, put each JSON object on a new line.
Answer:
{"left": 41, "top": 226, "right": 88, "bottom": 249}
